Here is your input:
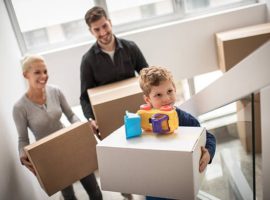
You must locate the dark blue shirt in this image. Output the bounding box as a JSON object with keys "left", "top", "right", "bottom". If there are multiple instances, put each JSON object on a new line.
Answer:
{"left": 146, "top": 107, "right": 216, "bottom": 200}
{"left": 80, "top": 36, "right": 148, "bottom": 119}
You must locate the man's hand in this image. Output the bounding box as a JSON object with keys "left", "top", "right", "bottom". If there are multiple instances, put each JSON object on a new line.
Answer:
{"left": 199, "top": 146, "right": 210, "bottom": 173}
{"left": 20, "top": 155, "right": 36, "bottom": 175}
{"left": 88, "top": 119, "right": 101, "bottom": 139}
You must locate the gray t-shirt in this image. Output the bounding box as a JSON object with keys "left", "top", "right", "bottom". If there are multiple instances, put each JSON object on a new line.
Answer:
{"left": 13, "top": 84, "right": 80, "bottom": 157}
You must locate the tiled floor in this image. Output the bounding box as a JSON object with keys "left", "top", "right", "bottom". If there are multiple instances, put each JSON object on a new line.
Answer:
{"left": 50, "top": 174, "right": 145, "bottom": 200}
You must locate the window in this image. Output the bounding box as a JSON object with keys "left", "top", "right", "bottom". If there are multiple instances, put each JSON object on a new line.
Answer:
{"left": 5, "top": 0, "right": 257, "bottom": 54}
{"left": 106, "top": 0, "right": 175, "bottom": 25}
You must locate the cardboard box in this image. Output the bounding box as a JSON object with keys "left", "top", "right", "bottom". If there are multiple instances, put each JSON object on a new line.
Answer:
{"left": 88, "top": 77, "right": 145, "bottom": 139}
{"left": 24, "top": 122, "right": 98, "bottom": 196}
{"left": 236, "top": 94, "right": 261, "bottom": 153}
{"left": 216, "top": 23, "right": 270, "bottom": 72}
{"left": 97, "top": 126, "right": 206, "bottom": 200}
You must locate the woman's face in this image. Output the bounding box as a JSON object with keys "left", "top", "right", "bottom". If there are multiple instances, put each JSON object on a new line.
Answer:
{"left": 24, "top": 60, "right": 48, "bottom": 89}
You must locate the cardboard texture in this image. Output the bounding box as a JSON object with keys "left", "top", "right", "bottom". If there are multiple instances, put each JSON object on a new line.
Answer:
{"left": 236, "top": 94, "right": 261, "bottom": 153}
{"left": 88, "top": 77, "right": 144, "bottom": 139}
{"left": 216, "top": 23, "right": 270, "bottom": 72}
{"left": 97, "top": 126, "right": 206, "bottom": 200}
{"left": 24, "top": 122, "right": 98, "bottom": 196}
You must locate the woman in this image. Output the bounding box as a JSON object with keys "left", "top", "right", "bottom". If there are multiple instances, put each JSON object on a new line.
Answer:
{"left": 13, "top": 55, "right": 102, "bottom": 200}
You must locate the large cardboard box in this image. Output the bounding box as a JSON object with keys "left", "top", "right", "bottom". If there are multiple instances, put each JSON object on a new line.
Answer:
{"left": 88, "top": 77, "right": 145, "bottom": 140}
{"left": 24, "top": 122, "right": 98, "bottom": 196}
{"left": 236, "top": 94, "right": 261, "bottom": 153}
{"left": 97, "top": 126, "right": 206, "bottom": 200}
{"left": 216, "top": 23, "right": 270, "bottom": 72}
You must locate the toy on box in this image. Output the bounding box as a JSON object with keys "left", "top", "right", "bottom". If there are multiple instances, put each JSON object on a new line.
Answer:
{"left": 124, "top": 111, "right": 142, "bottom": 139}
{"left": 137, "top": 104, "right": 179, "bottom": 134}
{"left": 124, "top": 104, "right": 179, "bottom": 139}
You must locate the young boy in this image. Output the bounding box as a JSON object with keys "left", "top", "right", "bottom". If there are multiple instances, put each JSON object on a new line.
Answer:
{"left": 139, "top": 66, "right": 216, "bottom": 200}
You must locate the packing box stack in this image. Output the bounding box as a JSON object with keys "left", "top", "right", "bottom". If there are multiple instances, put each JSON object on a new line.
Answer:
{"left": 216, "top": 23, "right": 270, "bottom": 72}
{"left": 216, "top": 24, "right": 268, "bottom": 153}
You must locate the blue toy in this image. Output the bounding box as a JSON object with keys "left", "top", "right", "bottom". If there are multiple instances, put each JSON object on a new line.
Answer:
{"left": 124, "top": 111, "right": 142, "bottom": 139}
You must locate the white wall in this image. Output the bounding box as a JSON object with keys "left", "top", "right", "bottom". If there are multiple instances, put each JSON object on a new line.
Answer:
{"left": 0, "top": 1, "right": 49, "bottom": 199}
{"left": 265, "top": 0, "right": 270, "bottom": 20}
{"left": 42, "top": 3, "right": 267, "bottom": 107}
{"left": 261, "top": 85, "right": 270, "bottom": 200}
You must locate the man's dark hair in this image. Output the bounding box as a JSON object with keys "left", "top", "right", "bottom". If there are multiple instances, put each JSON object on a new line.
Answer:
{"left": 85, "top": 6, "right": 108, "bottom": 27}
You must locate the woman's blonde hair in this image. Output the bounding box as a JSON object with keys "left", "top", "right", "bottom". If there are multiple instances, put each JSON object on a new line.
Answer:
{"left": 22, "top": 54, "right": 45, "bottom": 73}
{"left": 139, "top": 66, "right": 175, "bottom": 96}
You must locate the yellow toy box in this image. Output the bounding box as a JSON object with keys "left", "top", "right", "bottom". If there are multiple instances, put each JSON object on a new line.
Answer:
{"left": 137, "top": 104, "right": 179, "bottom": 134}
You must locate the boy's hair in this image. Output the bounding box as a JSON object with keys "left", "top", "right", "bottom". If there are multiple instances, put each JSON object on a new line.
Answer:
{"left": 139, "top": 66, "right": 175, "bottom": 96}
{"left": 22, "top": 54, "right": 45, "bottom": 73}
{"left": 85, "top": 6, "right": 108, "bottom": 27}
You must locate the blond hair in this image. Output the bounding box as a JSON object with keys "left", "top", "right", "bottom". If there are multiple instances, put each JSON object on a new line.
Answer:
{"left": 139, "top": 66, "right": 175, "bottom": 96}
{"left": 22, "top": 54, "right": 45, "bottom": 73}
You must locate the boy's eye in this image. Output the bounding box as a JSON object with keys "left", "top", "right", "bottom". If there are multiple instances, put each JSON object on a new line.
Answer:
{"left": 155, "top": 93, "right": 162, "bottom": 97}
{"left": 168, "top": 89, "right": 173, "bottom": 94}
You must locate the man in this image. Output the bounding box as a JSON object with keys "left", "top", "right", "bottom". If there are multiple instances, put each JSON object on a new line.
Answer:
{"left": 80, "top": 6, "right": 148, "bottom": 137}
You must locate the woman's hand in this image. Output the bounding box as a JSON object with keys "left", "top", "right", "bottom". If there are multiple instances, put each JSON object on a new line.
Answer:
{"left": 20, "top": 155, "right": 36, "bottom": 175}
{"left": 199, "top": 146, "right": 210, "bottom": 173}
{"left": 88, "top": 119, "right": 101, "bottom": 140}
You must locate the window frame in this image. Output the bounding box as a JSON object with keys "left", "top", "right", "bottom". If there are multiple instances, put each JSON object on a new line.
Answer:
{"left": 4, "top": 0, "right": 258, "bottom": 55}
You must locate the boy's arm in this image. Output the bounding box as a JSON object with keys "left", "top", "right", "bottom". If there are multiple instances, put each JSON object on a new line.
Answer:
{"left": 205, "top": 131, "right": 216, "bottom": 163}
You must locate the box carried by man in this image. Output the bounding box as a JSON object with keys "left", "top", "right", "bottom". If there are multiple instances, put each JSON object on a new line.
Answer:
{"left": 24, "top": 122, "right": 98, "bottom": 196}
{"left": 88, "top": 77, "right": 145, "bottom": 139}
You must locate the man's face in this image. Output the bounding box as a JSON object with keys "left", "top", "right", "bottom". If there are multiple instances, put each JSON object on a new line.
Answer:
{"left": 89, "top": 16, "right": 113, "bottom": 46}
{"left": 144, "top": 80, "right": 176, "bottom": 109}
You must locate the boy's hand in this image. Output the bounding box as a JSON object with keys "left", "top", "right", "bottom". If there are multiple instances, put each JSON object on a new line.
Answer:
{"left": 20, "top": 155, "right": 36, "bottom": 176}
{"left": 199, "top": 146, "right": 210, "bottom": 173}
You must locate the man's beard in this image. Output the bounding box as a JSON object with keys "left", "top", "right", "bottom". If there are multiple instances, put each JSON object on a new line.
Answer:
{"left": 98, "top": 33, "right": 113, "bottom": 46}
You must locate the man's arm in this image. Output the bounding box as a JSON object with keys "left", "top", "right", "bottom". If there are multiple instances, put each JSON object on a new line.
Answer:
{"left": 80, "top": 56, "right": 95, "bottom": 120}
{"left": 131, "top": 42, "right": 148, "bottom": 73}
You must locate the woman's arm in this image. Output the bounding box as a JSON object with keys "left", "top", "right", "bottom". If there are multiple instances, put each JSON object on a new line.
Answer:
{"left": 13, "top": 103, "right": 36, "bottom": 175}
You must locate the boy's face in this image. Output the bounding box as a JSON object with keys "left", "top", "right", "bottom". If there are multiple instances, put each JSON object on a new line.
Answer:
{"left": 144, "top": 80, "right": 176, "bottom": 109}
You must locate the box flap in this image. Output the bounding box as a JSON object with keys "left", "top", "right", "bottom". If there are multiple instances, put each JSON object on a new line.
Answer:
{"left": 88, "top": 77, "right": 142, "bottom": 105}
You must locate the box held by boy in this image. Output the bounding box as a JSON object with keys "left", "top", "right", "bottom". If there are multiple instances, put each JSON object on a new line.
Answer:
{"left": 97, "top": 126, "right": 206, "bottom": 200}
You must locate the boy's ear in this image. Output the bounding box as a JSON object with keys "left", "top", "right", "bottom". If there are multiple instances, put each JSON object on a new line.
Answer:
{"left": 143, "top": 95, "right": 151, "bottom": 104}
